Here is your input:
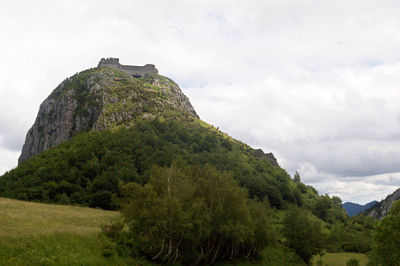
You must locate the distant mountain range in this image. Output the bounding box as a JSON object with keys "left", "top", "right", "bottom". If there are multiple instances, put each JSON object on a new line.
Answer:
{"left": 342, "top": 201, "right": 378, "bottom": 217}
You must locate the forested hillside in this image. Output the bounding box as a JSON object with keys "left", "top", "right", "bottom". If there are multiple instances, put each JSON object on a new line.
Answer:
{"left": 0, "top": 63, "right": 382, "bottom": 264}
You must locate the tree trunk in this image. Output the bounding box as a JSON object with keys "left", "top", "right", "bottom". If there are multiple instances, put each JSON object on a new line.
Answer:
{"left": 152, "top": 238, "right": 165, "bottom": 260}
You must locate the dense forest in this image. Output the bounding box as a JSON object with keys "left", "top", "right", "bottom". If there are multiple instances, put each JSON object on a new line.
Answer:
{"left": 1, "top": 115, "right": 297, "bottom": 209}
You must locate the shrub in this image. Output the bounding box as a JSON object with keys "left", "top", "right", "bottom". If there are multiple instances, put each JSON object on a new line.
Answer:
{"left": 346, "top": 258, "right": 360, "bottom": 266}
{"left": 89, "top": 190, "right": 113, "bottom": 209}
{"left": 57, "top": 193, "right": 71, "bottom": 205}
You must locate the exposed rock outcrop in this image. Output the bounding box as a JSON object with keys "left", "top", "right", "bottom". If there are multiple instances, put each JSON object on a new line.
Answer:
{"left": 366, "top": 188, "right": 400, "bottom": 219}
{"left": 252, "top": 148, "right": 279, "bottom": 166}
{"left": 19, "top": 60, "right": 197, "bottom": 164}
{"left": 18, "top": 88, "right": 101, "bottom": 163}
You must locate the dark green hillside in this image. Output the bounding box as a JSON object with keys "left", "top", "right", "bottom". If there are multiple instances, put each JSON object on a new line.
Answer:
{"left": 0, "top": 115, "right": 300, "bottom": 211}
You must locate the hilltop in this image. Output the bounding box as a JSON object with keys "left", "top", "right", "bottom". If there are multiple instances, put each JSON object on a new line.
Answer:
{"left": 19, "top": 59, "right": 197, "bottom": 163}
{"left": 0, "top": 59, "right": 373, "bottom": 264}
{"left": 2, "top": 59, "right": 286, "bottom": 211}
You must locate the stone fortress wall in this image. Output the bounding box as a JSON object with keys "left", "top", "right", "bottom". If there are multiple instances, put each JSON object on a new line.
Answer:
{"left": 98, "top": 58, "right": 158, "bottom": 77}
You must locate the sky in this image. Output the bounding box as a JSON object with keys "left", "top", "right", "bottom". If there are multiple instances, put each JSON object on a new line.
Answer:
{"left": 1, "top": 0, "right": 400, "bottom": 204}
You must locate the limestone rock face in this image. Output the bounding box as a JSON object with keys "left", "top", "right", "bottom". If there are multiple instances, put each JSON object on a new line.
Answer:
{"left": 252, "top": 148, "right": 279, "bottom": 166}
{"left": 367, "top": 188, "right": 400, "bottom": 219}
{"left": 18, "top": 90, "right": 101, "bottom": 163}
{"left": 18, "top": 63, "right": 198, "bottom": 163}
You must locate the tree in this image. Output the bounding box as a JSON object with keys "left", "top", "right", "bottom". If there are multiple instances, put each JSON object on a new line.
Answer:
{"left": 118, "top": 163, "right": 274, "bottom": 264}
{"left": 332, "top": 196, "right": 342, "bottom": 206}
{"left": 282, "top": 207, "right": 326, "bottom": 264}
{"left": 312, "top": 195, "right": 332, "bottom": 221}
{"left": 369, "top": 200, "right": 400, "bottom": 265}
{"left": 293, "top": 171, "right": 301, "bottom": 183}
{"left": 89, "top": 190, "right": 113, "bottom": 210}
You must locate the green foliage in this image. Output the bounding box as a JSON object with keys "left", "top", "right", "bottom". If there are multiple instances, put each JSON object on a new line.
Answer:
{"left": 1, "top": 118, "right": 297, "bottom": 211}
{"left": 113, "top": 163, "right": 275, "bottom": 264}
{"left": 57, "top": 193, "right": 71, "bottom": 205}
{"left": 261, "top": 246, "right": 306, "bottom": 265}
{"left": 325, "top": 209, "right": 374, "bottom": 254}
{"left": 327, "top": 223, "right": 372, "bottom": 253}
{"left": 311, "top": 252, "right": 369, "bottom": 266}
{"left": 293, "top": 171, "right": 301, "bottom": 183}
{"left": 311, "top": 194, "right": 348, "bottom": 224}
{"left": 312, "top": 195, "right": 332, "bottom": 221}
{"left": 332, "top": 196, "right": 342, "bottom": 206}
{"left": 347, "top": 257, "right": 360, "bottom": 266}
{"left": 282, "top": 207, "right": 327, "bottom": 264}
{"left": 0, "top": 197, "right": 129, "bottom": 265}
{"left": 369, "top": 200, "right": 400, "bottom": 265}
{"left": 89, "top": 190, "right": 114, "bottom": 210}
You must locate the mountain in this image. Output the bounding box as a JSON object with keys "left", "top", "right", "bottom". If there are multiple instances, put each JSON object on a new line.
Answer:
{"left": 1, "top": 58, "right": 289, "bottom": 210}
{"left": 19, "top": 58, "right": 197, "bottom": 163}
{"left": 342, "top": 201, "right": 378, "bottom": 217}
{"left": 365, "top": 188, "right": 400, "bottom": 219}
{"left": 0, "top": 58, "right": 369, "bottom": 264}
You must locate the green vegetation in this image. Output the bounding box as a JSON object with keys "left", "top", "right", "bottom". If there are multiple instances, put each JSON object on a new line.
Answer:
{"left": 368, "top": 200, "right": 400, "bottom": 265}
{"left": 282, "top": 207, "right": 326, "bottom": 263}
{"left": 326, "top": 215, "right": 374, "bottom": 253}
{"left": 0, "top": 116, "right": 376, "bottom": 264}
{"left": 0, "top": 65, "right": 382, "bottom": 265}
{"left": 0, "top": 117, "right": 300, "bottom": 212}
{"left": 0, "top": 197, "right": 130, "bottom": 265}
{"left": 111, "top": 163, "right": 275, "bottom": 264}
{"left": 312, "top": 252, "right": 368, "bottom": 266}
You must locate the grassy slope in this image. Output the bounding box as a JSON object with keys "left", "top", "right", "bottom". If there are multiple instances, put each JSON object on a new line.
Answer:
{"left": 312, "top": 252, "right": 369, "bottom": 266}
{"left": 0, "top": 197, "right": 130, "bottom": 265}
{"left": 0, "top": 197, "right": 370, "bottom": 266}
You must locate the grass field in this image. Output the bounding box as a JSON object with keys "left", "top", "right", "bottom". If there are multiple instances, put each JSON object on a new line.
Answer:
{"left": 313, "top": 252, "right": 369, "bottom": 266}
{"left": 0, "top": 197, "right": 370, "bottom": 266}
{"left": 0, "top": 197, "right": 133, "bottom": 265}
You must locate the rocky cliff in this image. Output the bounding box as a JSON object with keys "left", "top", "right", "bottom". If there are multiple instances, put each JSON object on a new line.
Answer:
{"left": 252, "top": 148, "right": 278, "bottom": 166}
{"left": 19, "top": 60, "right": 198, "bottom": 163}
{"left": 366, "top": 188, "right": 400, "bottom": 219}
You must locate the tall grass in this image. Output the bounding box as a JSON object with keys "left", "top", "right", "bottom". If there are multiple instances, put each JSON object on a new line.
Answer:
{"left": 0, "top": 197, "right": 131, "bottom": 265}
{"left": 313, "top": 252, "right": 369, "bottom": 266}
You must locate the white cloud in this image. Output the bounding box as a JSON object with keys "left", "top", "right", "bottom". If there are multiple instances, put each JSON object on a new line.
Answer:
{"left": 1, "top": 0, "right": 400, "bottom": 203}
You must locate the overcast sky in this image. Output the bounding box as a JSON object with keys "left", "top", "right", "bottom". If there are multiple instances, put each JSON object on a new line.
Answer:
{"left": 1, "top": 0, "right": 400, "bottom": 204}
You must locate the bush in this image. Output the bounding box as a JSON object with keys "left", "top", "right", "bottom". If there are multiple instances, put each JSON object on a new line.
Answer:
{"left": 57, "top": 193, "right": 71, "bottom": 205}
{"left": 261, "top": 246, "right": 306, "bottom": 265}
{"left": 89, "top": 190, "right": 113, "bottom": 209}
{"left": 347, "top": 258, "right": 360, "bottom": 266}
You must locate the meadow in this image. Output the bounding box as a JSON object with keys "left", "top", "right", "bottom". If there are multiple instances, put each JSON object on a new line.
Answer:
{"left": 0, "top": 197, "right": 371, "bottom": 265}
{"left": 313, "top": 252, "right": 369, "bottom": 266}
{"left": 0, "top": 197, "right": 130, "bottom": 265}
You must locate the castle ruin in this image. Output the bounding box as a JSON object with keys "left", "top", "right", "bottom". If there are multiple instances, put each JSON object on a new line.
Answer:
{"left": 98, "top": 58, "right": 158, "bottom": 77}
